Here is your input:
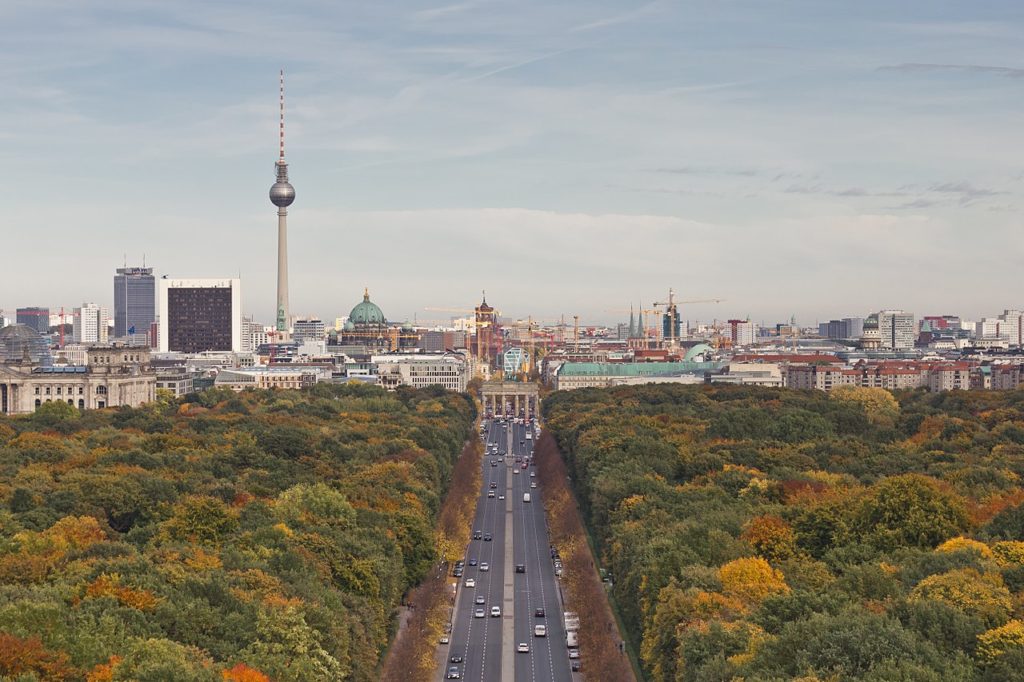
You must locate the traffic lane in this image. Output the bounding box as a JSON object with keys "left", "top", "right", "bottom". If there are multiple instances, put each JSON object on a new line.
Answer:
{"left": 513, "top": 454, "right": 540, "bottom": 682}
{"left": 449, "top": 423, "right": 504, "bottom": 680}
{"left": 473, "top": 426, "right": 508, "bottom": 682}
{"left": 525, "top": 470, "right": 572, "bottom": 682}
{"left": 516, "top": 429, "right": 573, "bottom": 682}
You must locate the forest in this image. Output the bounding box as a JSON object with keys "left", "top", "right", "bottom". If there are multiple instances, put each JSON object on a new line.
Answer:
{"left": 543, "top": 384, "right": 1024, "bottom": 681}
{"left": 0, "top": 383, "right": 474, "bottom": 681}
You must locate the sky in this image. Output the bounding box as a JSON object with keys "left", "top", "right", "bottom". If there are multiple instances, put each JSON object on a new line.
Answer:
{"left": 3, "top": 0, "right": 1024, "bottom": 328}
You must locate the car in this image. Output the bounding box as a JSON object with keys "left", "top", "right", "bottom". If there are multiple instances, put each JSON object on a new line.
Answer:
{"left": 530, "top": 472, "right": 536, "bottom": 478}
{"left": 489, "top": 482, "right": 497, "bottom": 489}
{"left": 440, "top": 635, "right": 450, "bottom": 644}
{"left": 480, "top": 562, "right": 489, "bottom": 572}
{"left": 465, "top": 578, "right": 476, "bottom": 588}
{"left": 453, "top": 567, "right": 463, "bottom": 577}
{"left": 450, "top": 654, "right": 463, "bottom": 663}
{"left": 534, "top": 624, "right": 547, "bottom": 637}
{"left": 535, "top": 608, "right": 545, "bottom": 618}
{"left": 555, "top": 567, "right": 562, "bottom": 577}
{"left": 488, "top": 491, "right": 495, "bottom": 498}
{"left": 491, "top": 461, "right": 498, "bottom": 467}
{"left": 569, "top": 650, "right": 580, "bottom": 659}
{"left": 515, "top": 564, "right": 525, "bottom": 573}
{"left": 517, "top": 642, "right": 529, "bottom": 653}
{"left": 468, "top": 558, "right": 478, "bottom": 566}
{"left": 454, "top": 560, "right": 465, "bottom": 567}
{"left": 473, "top": 530, "right": 482, "bottom": 540}
{"left": 571, "top": 660, "right": 581, "bottom": 672}
{"left": 483, "top": 534, "right": 492, "bottom": 541}
{"left": 498, "top": 494, "right": 505, "bottom": 500}
{"left": 474, "top": 595, "right": 485, "bottom": 605}
{"left": 474, "top": 608, "right": 485, "bottom": 618}
{"left": 513, "top": 469, "right": 520, "bottom": 475}
{"left": 491, "top": 606, "right": 501, "bottom": 617}
{"left": 530, "top": 482, "right": 537, "bottom": 489}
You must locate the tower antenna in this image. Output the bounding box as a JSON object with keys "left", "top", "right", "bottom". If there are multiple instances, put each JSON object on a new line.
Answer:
{"left": 279, "top": 69, "right": 285, "bottom": 161}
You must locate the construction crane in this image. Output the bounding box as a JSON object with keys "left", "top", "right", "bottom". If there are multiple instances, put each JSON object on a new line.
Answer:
{"left": 652, "top": 289, "right": 725, "bottom": 345}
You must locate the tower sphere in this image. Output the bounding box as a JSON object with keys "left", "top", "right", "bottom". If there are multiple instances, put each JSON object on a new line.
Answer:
{"left": 270, "top": 180, "right": 295, "bottom": 207}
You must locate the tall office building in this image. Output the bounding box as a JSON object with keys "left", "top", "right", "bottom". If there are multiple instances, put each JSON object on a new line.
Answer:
{"left": 269, "top": 70, "right": 296, "bottom": 333}
{"left": 728, "top": 319, "right": 757, "bottom": 346}
{"left": 114, "top": 266, "right": 156, "bottom": 339}
{"left": 16, "top": 307, "right": 50, "bottom": 334}
{"left": 293, "top": 318, "right": 325, "bottom": 345}
{"left": 73, "top": 303, "right": 110, "bottom": 344}
{"left": 158, "top": 278, "right": 242, "bottom": 353}
{"left": 878, "top": 310, "right": 916, "bottom": 350}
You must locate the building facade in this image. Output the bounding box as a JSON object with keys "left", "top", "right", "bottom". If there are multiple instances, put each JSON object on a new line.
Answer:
{"left": 114, "top": 266, "right": 156, "bottom": 340}
{"left": 16, "top": 307, "right": 50, "bottom": 335}
{"left": 878, "top": 310, "right": 915, "bottom": 350}
{"left": 158, "top": 278, "right": 242, "bottom": 353}
{"left": 73, "top": 303, "right": 110, "bottom": 344}
{"left": 293, "top": 318, "right": 326, "bottom": 345}
{"left": 0, "top": 342, "right": 155, "bottom": 414}
{"left": 374, "top": 353, "right": 470, "bottom": 392}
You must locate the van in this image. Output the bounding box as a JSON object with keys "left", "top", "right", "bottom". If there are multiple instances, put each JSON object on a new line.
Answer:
{"left": 566, "top": 631, "right": 578, "bottom": 648}
{"left": 523, "top": 493, "right": 531, "bottom": 503}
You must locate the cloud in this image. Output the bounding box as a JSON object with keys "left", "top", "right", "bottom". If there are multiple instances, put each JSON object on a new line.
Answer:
{"left": 879, "top": 63, "right": 1024, "bottom": 78}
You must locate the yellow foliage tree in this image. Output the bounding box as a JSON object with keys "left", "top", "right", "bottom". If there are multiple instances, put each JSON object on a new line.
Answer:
{"left": 936, "top": 536, "right": 993, "bottom": 559}
{"left": 718, "top": 557, "right": 789, "bottom": 605}
{"left": 977, "top": 619, "right": 1024, "bottom": 662}
{"left": 992, "top": 541, "right": 1024, "bottom": 567}
{"left": 829, "top": 385, "right": 899, "bottom": 425}
{"left": 910, "top": 568, "right": 1012, "bottom": 626}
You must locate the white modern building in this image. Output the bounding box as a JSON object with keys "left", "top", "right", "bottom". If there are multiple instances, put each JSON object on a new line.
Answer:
{"left": 157, "top": 278, "right": 242, "bottom": 353}
{"left": 373, "top": 353, "right": 470, "bottom": 392}
{"left": 878, "top": 310, "right": 916, "bottom": 350}
{"left": 73, "top": 303, "right": 110, "bottom": 344}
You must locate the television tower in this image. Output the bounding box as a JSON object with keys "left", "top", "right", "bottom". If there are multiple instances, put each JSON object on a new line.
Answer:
{"left": 269, "top": 69, "right": 295, "bottom": 332}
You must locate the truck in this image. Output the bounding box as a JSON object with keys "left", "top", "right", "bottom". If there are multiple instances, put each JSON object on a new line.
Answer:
{"left": 523, "top": 493, "right": 531, "bottom": 503}
{"left": 565, "top": 631, "right": 578, "bottom": 649}
{"left": 564, "top": 611, "right": 580, "bottom": 632}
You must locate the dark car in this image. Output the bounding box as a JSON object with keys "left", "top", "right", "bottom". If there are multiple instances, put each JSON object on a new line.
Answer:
{"left": 515, "top": 564, "right": 525, "bottom": 573}
{"left": 468, "top": 558, "right": 478, "bottom": 567}
{"left": 473, "top": 530, "right": 482, "bottom": 540}
{"left": 453, "top": 567, "right": 463, "bottom": 577}
{"left": 534, "top": 608, "right": 545, "bottom": 617}
{"left": 489, "top": 482, "right": 497, "bottom": 489}
{"left": 483, "top": 533, "right": 492, "bottom": 542}
{"left": 450, "top": 655, "right": 463, "bottom": 663}
{"left": 571, "top": 661, "right": 581, "bottom": 672}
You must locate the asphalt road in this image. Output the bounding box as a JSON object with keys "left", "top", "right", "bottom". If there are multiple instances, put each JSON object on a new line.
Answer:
{"left": 443, "top": 418, "right": 575, "bottom": 682}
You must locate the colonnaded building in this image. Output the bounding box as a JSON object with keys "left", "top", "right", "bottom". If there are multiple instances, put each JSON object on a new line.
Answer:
{"left": 0, "top": 325, "right": 156, "bottom": 415}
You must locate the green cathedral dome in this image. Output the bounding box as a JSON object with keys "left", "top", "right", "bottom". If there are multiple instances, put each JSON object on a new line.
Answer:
{"left": 349, "top": 288, "right": 385, "bottom": 326}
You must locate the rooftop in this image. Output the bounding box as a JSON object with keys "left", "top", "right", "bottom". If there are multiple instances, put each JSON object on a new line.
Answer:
{"left": 558, "top": 361, "right": 724, "bottom": 377}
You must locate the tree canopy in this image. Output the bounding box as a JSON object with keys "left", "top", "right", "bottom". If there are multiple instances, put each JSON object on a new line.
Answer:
{"left": 543, "top": 383, "right": 1024, "bottom": 681}
{"left": 0, "top": 383, "right": 474, "bottom": 681}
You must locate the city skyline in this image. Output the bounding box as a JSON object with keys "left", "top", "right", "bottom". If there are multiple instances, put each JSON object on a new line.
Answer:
{"left": 4, "top": 1, "right": 1024, "bottom": 323}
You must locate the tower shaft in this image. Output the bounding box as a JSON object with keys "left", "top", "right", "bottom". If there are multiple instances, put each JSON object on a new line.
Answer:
{"left": 277, "top": 206, "right": 289, "bottom": 332}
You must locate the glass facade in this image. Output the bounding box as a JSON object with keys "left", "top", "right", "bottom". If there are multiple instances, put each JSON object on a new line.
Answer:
{"left": 114, "top": 267, "right": 155, "bottom": 338}
{"left": 167, "top": 286, "right": 234, "bottom": 353}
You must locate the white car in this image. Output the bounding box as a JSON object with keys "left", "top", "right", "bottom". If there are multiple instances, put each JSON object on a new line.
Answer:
{"left": 569, "top": 649, "right": 580, "bottom": 659}
{"left": 513, "top": 469, "right": 520, "bottom": 475}
{"left": 491, "top": 606, "right": 501, "bottom": 617}
{"left": 517, "top": 642, "right": 529, "bottom": 653}
{"left": 498, "top": 495, "right": 505, "bottom": 500}
{"left": 480, "top": 562, "right": 489, "bottom": 572}
{"left": 530, "top": 472, "right": 536, "bottom": 478}
{"left": 465, "top": 578, "right": 476, "bottom": 588}
{"left": 534, "top": 624, "right": 547, "bottom": 637}
{"left": 530, "top": 482, "right": 537, "bottom": 489}
{"left": 474, "top": 608, "right": 485, "bottom": 618}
